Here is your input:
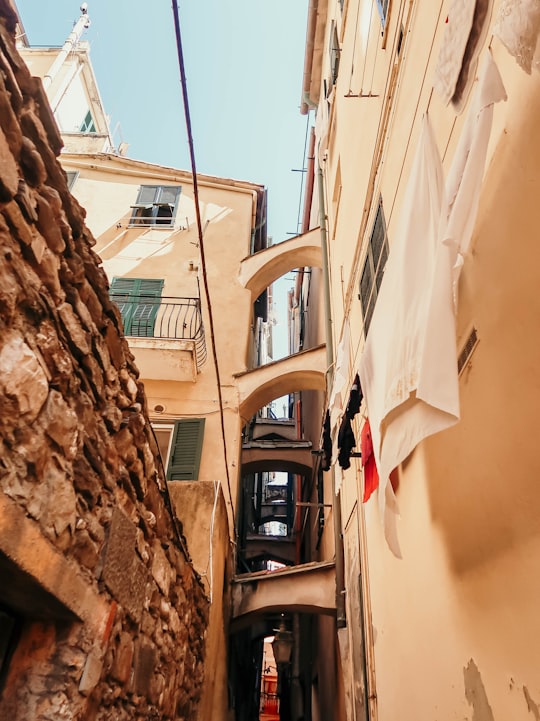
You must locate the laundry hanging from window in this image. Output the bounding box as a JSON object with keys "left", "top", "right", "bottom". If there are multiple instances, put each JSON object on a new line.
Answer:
{"left": 360, "top": 419, "right": 379, "bottom": 503}
{"left": 434, "top": 0, "right": 494, "bottom": 110}
{"left": 337, "top": 374, "right": 363, "bottom": 471}
{"left": 321, "top": 410, "right": 332, "bottom": 472}
{"left": 493, "top": 0, "right": 540, "bottom": 74}
{"left": 359, "top": 51, "right": 506, "bottom": 558}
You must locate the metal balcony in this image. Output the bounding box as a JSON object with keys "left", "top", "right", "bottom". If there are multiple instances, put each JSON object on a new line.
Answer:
{"left": 113, "top": 296, "right": 207, "bottom": 370}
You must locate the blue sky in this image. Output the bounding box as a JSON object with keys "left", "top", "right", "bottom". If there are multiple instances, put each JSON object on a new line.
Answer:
{"left": 16, "top": 0, "right": 310, "bottom": 357}
{"left": 16, "top": 0, "right": 310, "bottom": 240}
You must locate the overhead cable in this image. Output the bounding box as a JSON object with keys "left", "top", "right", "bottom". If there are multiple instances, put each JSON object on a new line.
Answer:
{"left": 171, "top": 1, "right": 236, "bottom": 533}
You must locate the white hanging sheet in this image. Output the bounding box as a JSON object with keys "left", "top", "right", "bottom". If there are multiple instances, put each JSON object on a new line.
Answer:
{"left": 359, "top": 51, "right": 506, "bottom": 557}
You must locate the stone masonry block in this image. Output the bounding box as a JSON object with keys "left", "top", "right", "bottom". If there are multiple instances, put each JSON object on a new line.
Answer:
{"left": 132, "top": 638, "right": 157, "bottom": 697}
{"left": 0, "top": 331, "right": 48, "bottom": 421}
{"left": 102, "top": 508, "right": 150, "bottom": 623}
{"left": 151, "top": 542, "right": 172, "bottom": 597}
{"left": 0, "top": 123, "right": 18, "bottom": 201}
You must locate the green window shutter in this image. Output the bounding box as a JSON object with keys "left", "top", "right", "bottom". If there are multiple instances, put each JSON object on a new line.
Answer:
{"left": 109, "top": 278, "right": 164, "bottom": 336}
{"left": 166, "top": 419, "right": 205, "bottom": 481}
{"left": 110, "top": 277, "right": 137, "bottom": 335}
{"left": 131, "top": 278, "right": 164, "bottom": 337}
{"left": 358, "top": 199, "right": 389, "bottom": 335}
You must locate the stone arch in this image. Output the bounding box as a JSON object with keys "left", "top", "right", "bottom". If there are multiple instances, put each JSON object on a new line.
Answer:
{"left": 243, "top": 542, "right": 297, "bottom": 567}
{"left": 235, "top": 345, "right": 327, "bottom": 423}
{"left": 238, "top": 228, "right": 321, "bottom": 303}
{"left": 241, "top": 448, "right": 313, "bottom": 478}
{"left": 231, "top": 561, "right": 336, "bottom": 631}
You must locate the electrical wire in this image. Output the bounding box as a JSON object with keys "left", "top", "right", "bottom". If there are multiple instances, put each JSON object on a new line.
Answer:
{"left": 171, "top": 1, "right": 236, "bottom": 533}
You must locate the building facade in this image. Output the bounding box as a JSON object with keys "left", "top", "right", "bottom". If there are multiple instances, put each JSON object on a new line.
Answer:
{"left": 300, "top": 0, "right": 540, "bottom": 719}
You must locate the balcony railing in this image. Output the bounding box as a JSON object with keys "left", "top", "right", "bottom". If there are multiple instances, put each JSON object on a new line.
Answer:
{"left": 112, "top": 295, "right": 207, "bottom": 368}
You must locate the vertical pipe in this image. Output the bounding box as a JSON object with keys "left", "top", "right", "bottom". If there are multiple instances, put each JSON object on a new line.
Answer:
{"left": 42, "top": 8, "right": 90, "bottom": 92}
{"left": 291, "top": 613, "right": 303, "bottom": 721}
{"left": 358, "top": 501, "right": 376, "bottom": 721}
{"left": 295, "top": 398, "right": 302, "bottom": 566}
{"left": 317, "top": 163, "right": 346, "bottom": 629}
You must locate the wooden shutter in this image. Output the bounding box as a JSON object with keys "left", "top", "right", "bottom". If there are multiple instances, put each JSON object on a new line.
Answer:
{"left": 166, "top": 419, "right": 205, "bottom": 481}
{"left": 110, "top": 277, "right": 137, "bottom": 334}
{"left": 131, "top": 278, "right": 164, "bottom": 337}
{"left": 109, "top": 277, "right": 163, "bottom": 337}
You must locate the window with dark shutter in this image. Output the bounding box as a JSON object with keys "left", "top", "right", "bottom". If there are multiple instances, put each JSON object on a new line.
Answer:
{"left": 166, "top": 418, "right": 205, "bottom": 481}
{"left": 109, "top": 277, "right": 164, "bottom": 337}
{"left": 65, "top": 171, "right": 79, "bottom": 190}
{"left": 130, "top": 185, "right": 181, "bottom": 228}
{"left": 329, "top": 22, "right": 341, "bottom": 85}
{"left": 358, "top": 200, "right": 389, "bottom": 335}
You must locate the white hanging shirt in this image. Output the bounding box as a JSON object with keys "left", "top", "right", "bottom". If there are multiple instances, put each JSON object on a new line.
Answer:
{"left": 359, "top": 115, "right": 453, "bottom": 557}
{"left": 359, "top": 51, "right": 506, "bottom": 557}
{"left": 443, "top": 51, "right": 507, "bottom": 301}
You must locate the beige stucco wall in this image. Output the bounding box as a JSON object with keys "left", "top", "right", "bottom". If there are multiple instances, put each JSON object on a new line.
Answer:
{"left": 310, "top": 0, "right": 540, "bottom": 719}
{"left": 66, "top": 156, "right": 257, "bottom": 521}
{"left": 169, "top": 481, "right": 232, "bottom": 721}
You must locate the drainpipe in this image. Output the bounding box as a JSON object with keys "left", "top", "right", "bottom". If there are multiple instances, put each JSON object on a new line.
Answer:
{"left": 42, "top": 4, "right": 91, "bottom": 92}
{"left": 301, "top": 0, "right": 319, "bottom": 115}
{"left": 317, "top": 162, "right": 346, "bottom": 629}
{"left": 294, "top": 128, "right": 316, "bottom": 568}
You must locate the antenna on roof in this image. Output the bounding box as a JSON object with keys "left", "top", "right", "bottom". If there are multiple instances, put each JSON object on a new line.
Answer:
{"left": 42, "top": 3, "right": 91, "bottom": 91}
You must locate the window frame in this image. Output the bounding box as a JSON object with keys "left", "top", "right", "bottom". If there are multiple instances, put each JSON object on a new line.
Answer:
{"left": 109, "top": 277, "right": 164, "bottom": 337}
{"left": 151, "top": 422, "right": 176, "bottom": 471}
{"left": 80, "top": 110, "right": 96, "bottom": 133}
{"left": 65, "top": 170, "right": 79, "bottom": 190}
{"left": 358, "top": 199, "right": 389, "bottom": 335}
{"left": 329, "top": 21, "right": 341, "bottom": 86}
{"left": 129, "top": 185, "right": 182, "bottom": 228}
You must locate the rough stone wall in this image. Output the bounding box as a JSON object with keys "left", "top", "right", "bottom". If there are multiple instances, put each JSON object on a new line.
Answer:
{"left": 0, "top": 2, "right": 209, "bottom": 719}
